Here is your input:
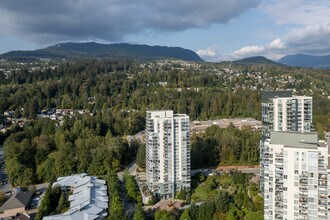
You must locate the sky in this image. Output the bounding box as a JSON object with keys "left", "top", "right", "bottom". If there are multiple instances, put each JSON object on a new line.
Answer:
{"left": 0, "top": 0, "right": 329, "bottom": 61}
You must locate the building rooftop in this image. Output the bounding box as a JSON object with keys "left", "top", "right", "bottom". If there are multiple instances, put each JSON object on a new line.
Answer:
{"left": 191, "top": 118, "right": 261, "bottom": 133}
{"left": 147, "top": 110, "right": 188, "bottom": 119}
{"left": 0, "top": 192, "right": 33, "bottom": 212}
{"left": 12, "top": 213, "right": 30, "bottom": 220}
{"left": 261, "top": 90, "right": 292, "bottom": 101}
{"left": 270, "top": 131, "right": 319, "bottom": 148}
{"left": 43, "top": 174, "right": 108, "bottom": 220}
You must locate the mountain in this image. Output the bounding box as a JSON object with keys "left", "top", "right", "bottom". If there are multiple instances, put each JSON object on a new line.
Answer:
{"left": 0, "top": 42, "right": 203, "bottom": 62}
{"left": 278, "top": 54, "right": 330, "bottom": 68}
{"left": 233, "top": 56, "right": 282, "bottom": 66}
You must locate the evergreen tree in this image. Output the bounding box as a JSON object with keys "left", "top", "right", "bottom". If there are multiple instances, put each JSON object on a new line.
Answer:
{"left": 136, "top": 144, "right": 146, "bottom": 169}
{"left": 56, "top": 192, "right": 69, "bottom": 213}
{"left": 133, "top": 203, "right": 145, "bottom": 220}
{"left": 180, "top": 209, "right": 190, "bottom": 220}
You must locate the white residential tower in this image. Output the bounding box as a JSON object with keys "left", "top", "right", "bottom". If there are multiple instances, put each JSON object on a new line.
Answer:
{"left": 146, "top": 110, "right": 191, "bottom": 199}
{"left": 264, "top": 131, "right": 329, "bottom": 220}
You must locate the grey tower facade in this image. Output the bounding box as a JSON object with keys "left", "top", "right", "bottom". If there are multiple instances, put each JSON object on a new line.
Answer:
{"left": 260, "top": 91, "right": 313, "bottom": 193}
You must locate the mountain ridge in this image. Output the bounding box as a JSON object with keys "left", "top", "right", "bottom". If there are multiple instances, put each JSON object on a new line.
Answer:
{"left": 0, "top": 42, "right": 203, "bottom": 62}
{"left": 278, "top": 53, "right": 330, "bottom": 68}
{"left": 233, "top": 56, "right": 283, "bottom": 66}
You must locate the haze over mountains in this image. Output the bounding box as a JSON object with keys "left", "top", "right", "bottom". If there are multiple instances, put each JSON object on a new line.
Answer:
{"left": 233, "top": 55, "right": 330, "bottom": 69}
{"left": 278, "top": 54, "right": 330, "bottom": 68}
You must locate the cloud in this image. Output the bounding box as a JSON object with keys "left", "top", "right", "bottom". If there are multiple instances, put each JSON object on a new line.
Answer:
{"left": 232, "top": 45, "right": 265, "bottom": 58}
{"left": 197, "top": 45, "right": 217, "bottom": 58}
{"left": 257, "top": 0, "right": 330, "bottom": 56}
{"left": 0, "top": 0, "right": 260, "bottom": 44}
{"left": 229, "top": 0, "right": 330, "bottom": 60}
{"left": 285, "top": 23, "right": 330, "bottom": 54}
{"left": 231, "top": 38, "right": 286, "bottom": 60}
{"left": 268, "top": 38, "right": 285, "bottom": 50}
{"left": 259, "top": 0, "right": 330, "bottom": 26}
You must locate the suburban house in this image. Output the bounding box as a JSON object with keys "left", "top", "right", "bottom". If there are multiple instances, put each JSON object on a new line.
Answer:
{"left": 0, "top": 192, "right": 33, "bottom": 218}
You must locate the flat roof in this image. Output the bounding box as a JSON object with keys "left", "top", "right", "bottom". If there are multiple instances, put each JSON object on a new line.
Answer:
{"left": 270, "top": 131, "right": 319, "bottom": 148}
{"left": 261, "top": 90, "right": 292, "bottom": 101}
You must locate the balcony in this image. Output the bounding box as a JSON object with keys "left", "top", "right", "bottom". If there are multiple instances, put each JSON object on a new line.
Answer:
{"left": 275, "top": 180, "right": 284, "bottom": 185}
{"left": 275, "top": 168, "right": 283, "bottom": 173}
{"left": 275, "top": 202, "right": 283, "bottom": 208}
{"left": 300, "top": 185, "right": 307, "bottom": 191}
{"left": 319, "top": 180, "right": 327, "bottom": 187}
{"left": 319, "top": 174, "right": 327, "bottom": 180}
{"left": 274, "top": 213, "right": 283, "bottom": 219}
{"left": 275, "top": 196, "right": 283, "bottom": 201}
{"left": 275, "top": 158, "right": 283, "bottom": 163}
{"left": 299, "top": 197, "right": 307, "bottom": 203}
{"left": 275, "top": 174, "right": 283, "bottom": 179}
{"left": 318, "top": 204, "right": 327, "bottom": 211}
{"left": 319, "top": 200, "right": 327, "bottom": 207}
{"left": 299, "top": 204, "right": 308, "bottom": 210}
{"left": 299, "top": 178, "right": 308, "bottom": 185}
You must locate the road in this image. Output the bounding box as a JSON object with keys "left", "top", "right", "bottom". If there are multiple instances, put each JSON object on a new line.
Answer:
{"left": 128, "top": 130, "right": 145, "bottom": 143}
{"left": 0, "top": 146, "right": 11, "bottom": 193}
{"left": 191, "top": 166, "right": 260, "bottom": 176}
{"left": 239, "top": 168, "right": 260, "bottom": 174}
{"left": 191, "top": 168, "right": 214, "bottom": 176}
{"left": 117, "top": 160, "right": 138, "bottom": 219}
{"left": 127, "top": 161, "right": 138, "bottom": 176}
{"left": 216, "top": 165, "right": 260, "bottom": 174}
{"left": 118, "top": 177, "right": 135, "bottom": 219}
{"left": 117, "top": 171, "right": 135, "bottom": 219}
{"left": 34, "top": 182, "right": 49, "bottom": 191}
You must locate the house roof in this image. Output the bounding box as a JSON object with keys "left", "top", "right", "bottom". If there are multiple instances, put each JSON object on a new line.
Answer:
{"left": 0, "top": 192, "right": 33, "bottom": 212}
{"left": 12, "top": 213, "right": 31, "bottom": 220}
{"left": 43, "top": 211, "right": 100, "bottom": 220}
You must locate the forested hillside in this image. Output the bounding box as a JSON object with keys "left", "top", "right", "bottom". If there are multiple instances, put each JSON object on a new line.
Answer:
{"left": 0, "top": 42, "right": 203, "bottom": 62}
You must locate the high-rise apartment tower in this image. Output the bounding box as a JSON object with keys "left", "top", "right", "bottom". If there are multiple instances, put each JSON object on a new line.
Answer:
{"left": 146, "top": 110, "right": 191, "bottom": 199}
{"left": 264, "top": 131, "right": 329, "bottom": 220}
{"left": 260, "top": 91, "right": 313, "bottom": 192}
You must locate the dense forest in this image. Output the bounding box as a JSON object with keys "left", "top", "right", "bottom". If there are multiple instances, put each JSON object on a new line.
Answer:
{"left": 191, "top": 125, "right": 260, "bottom": 168}
{"left": 3, "top": 116, "right": 141, "bottom": 187}
{"left": 0, "top": 60, "right": 330, "bottom": 125}
{"left": 0, "top": 59, "right": 329, "bottom": 130}
{"left": 0, "top": 60, "right": 262, "bottom": 122}
{"left": 3, "top": 116, "right": 260, "bottom": 188}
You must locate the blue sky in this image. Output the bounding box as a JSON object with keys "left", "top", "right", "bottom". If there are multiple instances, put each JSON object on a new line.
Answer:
{"left": 0, "top": 0, "right": 329, "bottom": 61}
